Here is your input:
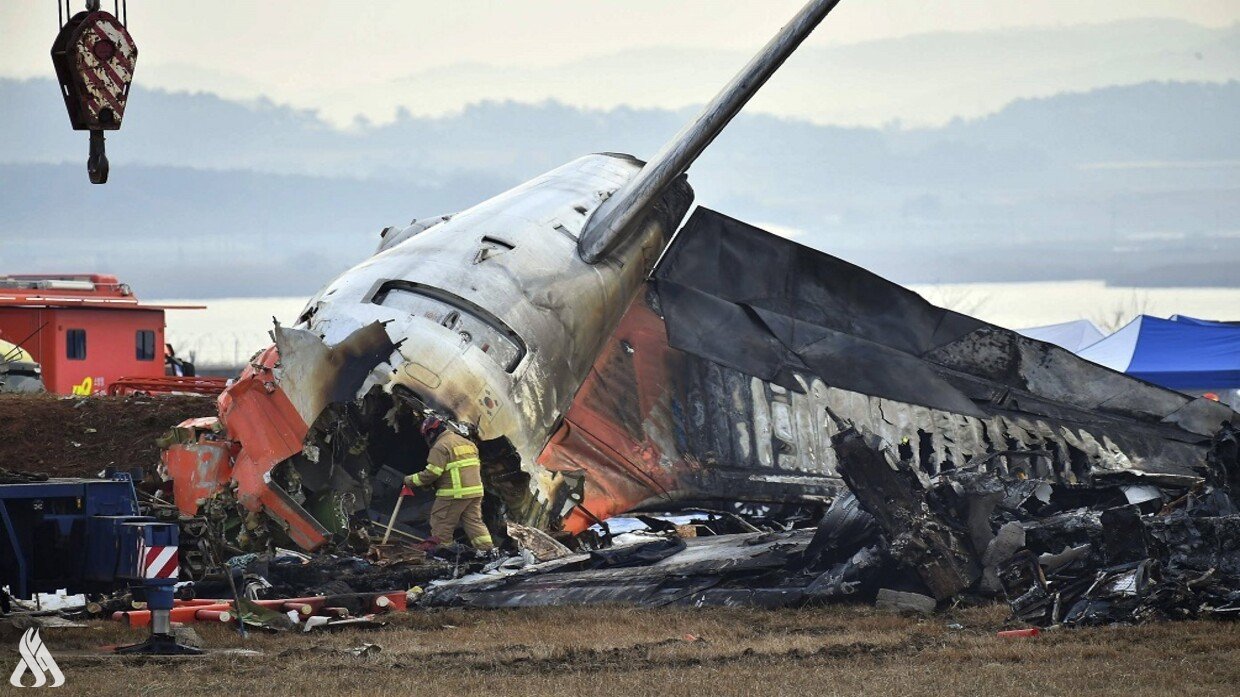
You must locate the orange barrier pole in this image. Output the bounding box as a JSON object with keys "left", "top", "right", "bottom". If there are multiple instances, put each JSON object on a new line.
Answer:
{"left": 114, "top": 602, "right": 232, "bottom": 628}
{"left": 116, "top": 591, "right": 410, "bottom": 626}
{"left": 282, "top": 602, "right": 313, "bottom": 616}
{"left": 371, "top": 591, "right": 407, "bottom": 613}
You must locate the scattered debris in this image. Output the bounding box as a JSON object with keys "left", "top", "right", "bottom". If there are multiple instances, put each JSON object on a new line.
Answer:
{"left": 344, "top": 642, "right": 382, "bottom": 657}
{"left": 2, "top": 384, "right": 1237, "bottom": 637}
{"left": 828, "top": 422, "right": 1240, "bottom": 627}
{"left": 997, "top": 628, "right": 1040, "bottom": 638}
{"left": 307, "top": 616, "right": 386, "bottom": 632}
{"left": 419, "top": 530, "right": 819, "bottom": 609}
{"left": 235, "top": 597, "right": 297, "bottom": 631}
{"left": 833, "top": 428, "right": 979, "bottom": 600}
{"left": 506, "top": 522, "right": 573, "bottom": 562}
{"left": 6, "top": 614, "right": 88, "bottom": 630}
{"left": 173, "top": 626, "right": 205, "bottom": 649}
{"left": 875, "top": 589, "right": 936, "bottom": 616}
{"left": 111, "top": 589, "right": 404, "bottom": 633}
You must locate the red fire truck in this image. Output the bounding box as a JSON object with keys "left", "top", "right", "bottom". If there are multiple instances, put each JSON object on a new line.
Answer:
{"left": 0, "top": 274, "right": 205, "bottom": 395}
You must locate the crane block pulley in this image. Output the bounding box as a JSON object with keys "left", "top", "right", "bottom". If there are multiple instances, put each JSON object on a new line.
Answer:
{"left": 51, "top": 1, "right": 138, "bottom": 184}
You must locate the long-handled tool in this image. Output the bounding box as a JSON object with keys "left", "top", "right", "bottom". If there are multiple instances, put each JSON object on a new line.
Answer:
{"left": 381, "top": 485, "right": 415, "bottom": 544}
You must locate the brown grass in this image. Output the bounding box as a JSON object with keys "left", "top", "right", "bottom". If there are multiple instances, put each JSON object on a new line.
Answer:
{"left": 2, "top": 604, "right": 1237, "bottom": 696}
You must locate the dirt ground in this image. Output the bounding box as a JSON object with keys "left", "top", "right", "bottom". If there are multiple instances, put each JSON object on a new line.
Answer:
{"left": 0, "top": 394, "right": 213, "bottom": 478}
{"left": 1, "top": 604, "right": 1236, "bottom": 697}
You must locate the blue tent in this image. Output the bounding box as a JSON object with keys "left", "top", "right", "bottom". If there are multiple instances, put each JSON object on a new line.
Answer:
{"left": 1018, "top": 320, "right": 1105, "bottom": 352}
{"left": 1078, "top": 315, "right": 1240, "bottom": 390}
{"left": 1170, "top": 315, "right": 1240, "bottom": 328}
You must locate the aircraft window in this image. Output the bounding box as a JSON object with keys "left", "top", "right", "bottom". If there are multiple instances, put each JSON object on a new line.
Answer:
{"left": 372, "top": 282, "right": 526, "bottom": 372}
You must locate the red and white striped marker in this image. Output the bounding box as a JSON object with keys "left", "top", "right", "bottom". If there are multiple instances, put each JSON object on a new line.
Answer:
{"left": 142, "top": 545, "right": 179, "bottom": 579}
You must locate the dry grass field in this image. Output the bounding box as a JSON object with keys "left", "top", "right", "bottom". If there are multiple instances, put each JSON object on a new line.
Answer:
{"left": 2, "top": 604, "right": 1237, "bottom": 697}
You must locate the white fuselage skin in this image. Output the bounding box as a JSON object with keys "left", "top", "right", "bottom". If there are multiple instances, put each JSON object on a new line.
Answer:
{"left": 291, "top": 154, "right": 687, "bottom": 519}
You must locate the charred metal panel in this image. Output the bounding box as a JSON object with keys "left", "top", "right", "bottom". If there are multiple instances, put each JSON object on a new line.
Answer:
{"left": 420, "top": 530, "right": 819, "bottom": 609}
{"left": 656, "top": 209, "right": 989, "bottom": 415}
{"left": 273, "top": 322, "right": 398, "bottom": 427}
{"left": 542, "top": 289, "right": 842, "bottom": 534}
{"left": 832, "top": 427, "right": 979, "bottom": 599}
{"left": 651, "top": 209, "right": 1235, "bottom": 480}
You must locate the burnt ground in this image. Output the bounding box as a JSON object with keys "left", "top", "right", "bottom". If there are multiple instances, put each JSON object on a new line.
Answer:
{"left": 0, "top": 394, "right": 214, "bottom": 478}
{"left": 2, "top": 604, "right": 1237, "bottom": 697}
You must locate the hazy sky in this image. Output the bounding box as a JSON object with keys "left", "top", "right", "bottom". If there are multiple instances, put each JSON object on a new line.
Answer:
{"left": 4, "top": 1, "right": 1236, "bottom": 91}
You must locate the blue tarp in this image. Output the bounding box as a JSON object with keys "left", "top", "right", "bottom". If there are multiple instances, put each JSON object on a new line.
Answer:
{"left": 1078, "top": 315, "right": 1240, "bottom": 389}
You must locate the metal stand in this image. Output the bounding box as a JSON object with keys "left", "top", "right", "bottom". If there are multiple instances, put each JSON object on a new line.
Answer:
{"left": 115, "top": 578, "right": 202, "bottom": 655}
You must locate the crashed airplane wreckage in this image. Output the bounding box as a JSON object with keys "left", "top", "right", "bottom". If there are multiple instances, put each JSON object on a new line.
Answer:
{"left": 157, "top": 0, "right": 1239, "bottom": 618}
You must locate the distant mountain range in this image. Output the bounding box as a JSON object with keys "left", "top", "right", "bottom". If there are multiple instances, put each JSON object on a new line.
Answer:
{"left": 1, "top": 76, "right": 1237, "bottom": 297}
{"left": 131, "top": 18, "right": 1240, "bottom": 128}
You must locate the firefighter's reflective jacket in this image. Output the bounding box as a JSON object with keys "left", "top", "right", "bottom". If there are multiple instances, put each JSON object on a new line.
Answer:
{"left": 411, "top": 431, "right": 484, "bottom": 499}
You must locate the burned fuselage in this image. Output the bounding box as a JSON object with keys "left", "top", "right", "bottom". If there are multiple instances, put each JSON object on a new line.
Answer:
{"left": 290, "top": 154, "right": 691, "bottom": 532}
{"left": 163, "top": 155, "right": 693, "bottom": 549}
{"left": 533, "top": 209, "right": 1240, "bottom": 534}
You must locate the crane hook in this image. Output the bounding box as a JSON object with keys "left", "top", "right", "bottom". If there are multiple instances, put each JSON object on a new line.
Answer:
{"left": 51, "top": 0, "right": 137, "bottom": 184}
{"left": 87, "top": 130, "right": 109, "bottom": 184}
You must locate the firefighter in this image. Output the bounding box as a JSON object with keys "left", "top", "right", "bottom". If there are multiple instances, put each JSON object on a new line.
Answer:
{"left": 404, "top": 415, "right": 494, "bottom": 551}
